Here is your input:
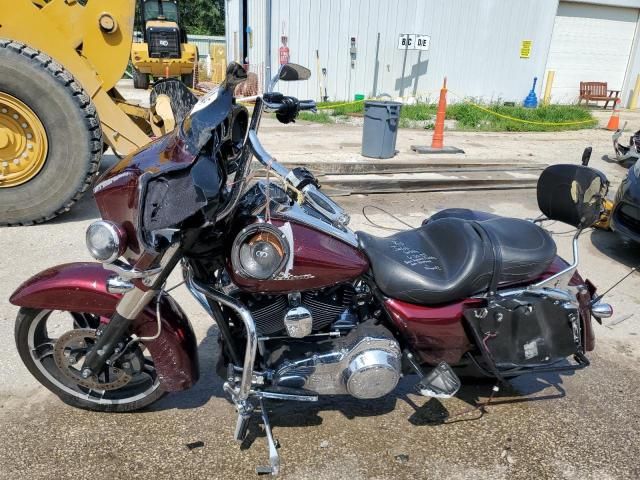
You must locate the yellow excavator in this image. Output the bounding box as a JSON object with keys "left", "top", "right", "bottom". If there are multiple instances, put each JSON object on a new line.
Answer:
{"left": 0, "top": 0, "right": 182, "bottom": 225}
{"left": 131, "top": 0, "right": 198, "bottom": 89}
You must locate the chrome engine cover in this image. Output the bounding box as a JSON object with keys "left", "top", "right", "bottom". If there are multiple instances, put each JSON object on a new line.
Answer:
{"left": 271, "top": 323, "right": 401, "bottom": 399}
{"left": 284, "top": 306, "right": 313, "bottom": 338}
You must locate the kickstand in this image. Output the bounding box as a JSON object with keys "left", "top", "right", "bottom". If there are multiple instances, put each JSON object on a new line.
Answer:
{"left": 255, "top": 397, "right": 280, "bottom": 476}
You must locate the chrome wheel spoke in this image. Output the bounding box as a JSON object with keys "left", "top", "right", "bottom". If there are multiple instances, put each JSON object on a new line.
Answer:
{"left": 27, "top": 310, "right": 162, "bottom": 406}
{"left": 32, "top": 340, "right": 55, "bottom": 361}
{"left": 72, "top": 313, "right": 99, "bottom": 330}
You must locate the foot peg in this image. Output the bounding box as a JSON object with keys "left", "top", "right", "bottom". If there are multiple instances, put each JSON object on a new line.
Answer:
{"left": 416, "top": 362, "right": 461, "bottom": 398}
{"left": 234, "top": 411, "right": 252, "bottom": 442}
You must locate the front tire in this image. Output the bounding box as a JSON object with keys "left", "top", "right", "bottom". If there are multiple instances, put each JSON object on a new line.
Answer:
{"left": 15, "top": 308, "right": 165, "bottom": 412}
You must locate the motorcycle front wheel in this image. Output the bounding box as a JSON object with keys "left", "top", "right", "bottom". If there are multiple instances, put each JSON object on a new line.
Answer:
{"left": 15, "top": 307, "right": 165, "bottom": 412}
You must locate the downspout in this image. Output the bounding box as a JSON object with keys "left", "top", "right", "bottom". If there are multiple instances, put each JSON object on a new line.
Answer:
{"left": 621, "top": 11, "right": 640, "bottom": 107}
{"left": 265, "top": 0, "right": 272, "bottom": 93}
{"left": 225, "top": 0, "right": 231, "bottom": 63}
{"left": 539, "top": 0, "right": 560, "bottom": 103}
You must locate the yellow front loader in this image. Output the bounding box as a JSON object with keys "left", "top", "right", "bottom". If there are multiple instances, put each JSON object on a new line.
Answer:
{"left": 0, "top": 0, "right": 175, "bottom": 225}
{"left": 131, "top": 0, "right": 198, "bottom": 89}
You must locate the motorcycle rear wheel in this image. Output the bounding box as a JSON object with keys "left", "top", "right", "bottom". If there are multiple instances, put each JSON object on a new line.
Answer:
{"left": 15, "top": 307, "right": 165, "bottom": 412}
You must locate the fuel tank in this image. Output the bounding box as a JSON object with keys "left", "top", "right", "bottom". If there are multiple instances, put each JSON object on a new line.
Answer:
{"left": 228, "top": 218, "right": 369, "bottom": 293}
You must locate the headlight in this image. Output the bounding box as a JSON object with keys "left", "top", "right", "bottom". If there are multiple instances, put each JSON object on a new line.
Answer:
{"left": 85, "top": 221, "right": 126, "bottom": 263}
{"left": 231, "top": 223, "right": 290, "bottom": 280}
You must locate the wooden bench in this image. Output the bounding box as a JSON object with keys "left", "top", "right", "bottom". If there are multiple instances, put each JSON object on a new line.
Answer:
{"left": 578, "top": 82, "right": 620, "bottom": 109}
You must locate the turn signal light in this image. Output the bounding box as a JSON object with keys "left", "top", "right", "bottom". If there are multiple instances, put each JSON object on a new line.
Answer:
{"left": 591, "top": 302, "right": 613, "bottom": 319}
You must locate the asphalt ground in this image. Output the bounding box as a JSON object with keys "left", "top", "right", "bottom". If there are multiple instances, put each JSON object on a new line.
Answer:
{"left": 1, "top": 105, "right": 640, "bottom": 478}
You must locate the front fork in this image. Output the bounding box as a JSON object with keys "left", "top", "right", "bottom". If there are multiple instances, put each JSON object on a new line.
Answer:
{"left": 80, "top": 244, "right": 181, "bottom": 377}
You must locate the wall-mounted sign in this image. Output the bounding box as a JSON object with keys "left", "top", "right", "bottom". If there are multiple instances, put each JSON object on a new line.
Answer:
{"left": 520, "top": 40, "right": 532, "bottom": 58}
{"left": 416, "top": 35, "right": 431, "bottom": 51}
{"left": 398, "top": 34, "right": 430, "bottom": 51}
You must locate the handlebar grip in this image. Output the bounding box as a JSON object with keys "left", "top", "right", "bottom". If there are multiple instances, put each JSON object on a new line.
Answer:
{"left": 298, "top": 100, "right": 317, "bottom": 111}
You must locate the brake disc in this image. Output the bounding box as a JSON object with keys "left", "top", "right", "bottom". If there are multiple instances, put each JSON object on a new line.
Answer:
{"left": 53, "top": 329, "right": 132, "bottom": 391}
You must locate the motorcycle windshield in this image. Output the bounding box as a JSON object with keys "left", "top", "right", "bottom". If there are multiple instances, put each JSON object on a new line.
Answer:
{"left": 180, "top": 62, "right": 248, "bottom": 154}
{"left": 141, "top": 63, "right": 249, "bottom": 235}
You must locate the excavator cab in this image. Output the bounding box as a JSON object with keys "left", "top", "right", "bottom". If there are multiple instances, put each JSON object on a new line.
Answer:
{"left": 131, "top": 0, "right": 198, "bottom": 89}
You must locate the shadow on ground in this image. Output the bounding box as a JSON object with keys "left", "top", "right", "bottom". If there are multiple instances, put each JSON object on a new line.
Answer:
{"left": 152, "top": 323, "right": 575, "bottom": 450}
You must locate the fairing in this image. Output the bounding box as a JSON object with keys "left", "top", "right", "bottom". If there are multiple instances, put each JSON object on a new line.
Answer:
{"left": 9, "top": 263, "right": 199, "bottom": 391}
{"left": 93, "top": 63, "right": 249, "bottom": 260}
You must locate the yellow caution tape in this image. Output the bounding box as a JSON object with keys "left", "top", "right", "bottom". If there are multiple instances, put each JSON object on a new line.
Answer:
{"left": 317, "top": 99, "right": 366, "bottom": 110}
{"left": 463, "top": 101, "right": 596, "bottom": 126}
{"left": 445, "top": 89, "right": 596, "bottom": 126}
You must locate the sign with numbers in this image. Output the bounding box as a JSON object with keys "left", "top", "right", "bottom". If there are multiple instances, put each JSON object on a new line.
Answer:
{"left": 398, "top": 34, "right": 431, "bottom": 51}
{"left": 520, "top": 40, "right": 532, "bottom": 58}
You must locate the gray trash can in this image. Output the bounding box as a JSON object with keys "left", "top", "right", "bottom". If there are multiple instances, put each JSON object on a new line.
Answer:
{"left": 361, "top": 100, "right": 402, "bottom": 159}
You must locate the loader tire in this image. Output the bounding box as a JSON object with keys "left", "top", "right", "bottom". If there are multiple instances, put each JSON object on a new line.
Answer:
{"left": 181, "top": 73, "right": 195, "bottom": 89}
{"left": 0, "top": 39, "right": 102, "bottom": 226}
{"left": 132, "top": 67, "right": 150, "bottom": 90}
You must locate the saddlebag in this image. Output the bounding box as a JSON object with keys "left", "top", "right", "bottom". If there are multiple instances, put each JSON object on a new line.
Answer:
{"left": 464, "top": 293, "right": 582, "bottom": 371}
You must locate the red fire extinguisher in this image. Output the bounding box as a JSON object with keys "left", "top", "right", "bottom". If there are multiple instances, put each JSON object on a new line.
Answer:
{"left": 279, "top": 35, "right": 289, "bottom": 65}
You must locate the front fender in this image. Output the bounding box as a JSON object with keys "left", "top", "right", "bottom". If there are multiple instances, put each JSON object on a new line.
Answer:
{"left": 10, "top": 262, "right": 199, "bottom": 392}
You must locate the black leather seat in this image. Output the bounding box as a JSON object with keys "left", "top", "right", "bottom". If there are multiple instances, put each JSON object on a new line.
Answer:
{"left": 357, "top": 210, "right": 557, "bottom": 305}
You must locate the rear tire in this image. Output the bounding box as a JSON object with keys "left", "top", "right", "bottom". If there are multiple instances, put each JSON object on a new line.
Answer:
{"left": 132, "top": 67, "right": 150, "bottom": 90}
{"left": 15, "top": 307, "right": 165, "bottom": 412}
{"left": 0, "top": 39, "right": 102, "bottom": 225}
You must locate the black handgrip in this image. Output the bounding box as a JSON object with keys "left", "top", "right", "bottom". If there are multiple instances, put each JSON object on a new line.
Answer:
{"left": 581, "top": 147, "right": 592, "bottom": 166}
{"left": 298, "top": 100, "right": 317, "bottom": 111}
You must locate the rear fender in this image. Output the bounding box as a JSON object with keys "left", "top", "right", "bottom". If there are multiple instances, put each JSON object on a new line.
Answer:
{"left": 10, "top": 262, "right": 199, "bottom": 391}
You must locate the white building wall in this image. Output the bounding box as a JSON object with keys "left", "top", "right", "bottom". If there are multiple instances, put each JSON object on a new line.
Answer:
{"left": 228, "top": 0, "right": 560, "bottom": 102}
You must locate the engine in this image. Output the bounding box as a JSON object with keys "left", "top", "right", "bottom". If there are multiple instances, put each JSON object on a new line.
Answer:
{"left": 237, "top": 285, "right": 402, "bottom": 400}
{"left": 240, "top": 285, "right": 357, "bottom": 336}
{"left": 268, "top": 322, "right": 402, "bottom": 399}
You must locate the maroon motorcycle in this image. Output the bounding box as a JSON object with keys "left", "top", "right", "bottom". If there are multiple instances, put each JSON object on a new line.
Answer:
{"left": 11, "top": 63, "right": 613, "bottom": 474}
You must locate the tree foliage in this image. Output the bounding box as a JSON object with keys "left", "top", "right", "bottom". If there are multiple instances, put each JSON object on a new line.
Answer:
{"left": 178, "top": 0, "right": 225, "bottom": 36}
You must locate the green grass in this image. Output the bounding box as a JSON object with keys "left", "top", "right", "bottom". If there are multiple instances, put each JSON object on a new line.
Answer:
{"left": 446, "top": 103, "right": 597, "bottom": 132}
{"left": 298, "top": 111, "right": 334, "bottom": 123}
{"left": 311, "top": 101, "right": 597, "bottom": 132}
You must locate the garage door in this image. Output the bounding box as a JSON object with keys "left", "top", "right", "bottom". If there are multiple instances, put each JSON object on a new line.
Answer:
{"left": 545, "top": 2, "right": 638, "bottom": 103}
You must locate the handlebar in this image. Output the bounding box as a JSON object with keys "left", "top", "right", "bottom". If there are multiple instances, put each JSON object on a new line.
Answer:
{"left": 298, "top": 99, "right": 317, "bottom": 111}
{"left": 247, "top": 130, "right": 350, "bottom": 227}
{"left": 247, "top": 130, "right": 290, "bottom": 178}
{"left": 262, "top": 94, "right": 317, "bottom": 114}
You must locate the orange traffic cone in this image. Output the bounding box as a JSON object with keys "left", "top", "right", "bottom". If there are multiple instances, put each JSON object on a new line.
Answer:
{"left": 607, "top": 98, "right": 621, "bottom": 131}
{"left": 411, "top": 77, "right": 463, "bottom": 154}
{"left": 431, "top": 77, "right": 447, "bottom": 149}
